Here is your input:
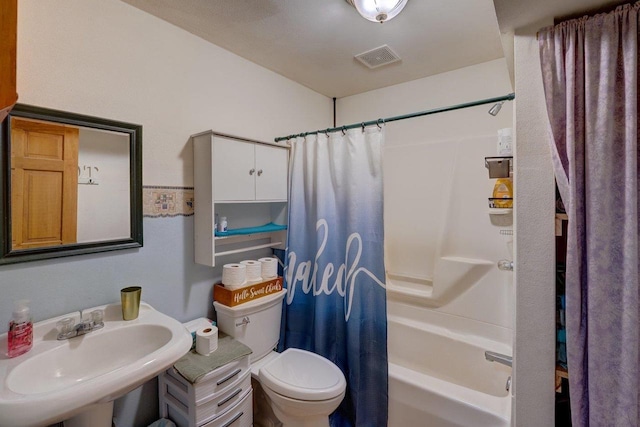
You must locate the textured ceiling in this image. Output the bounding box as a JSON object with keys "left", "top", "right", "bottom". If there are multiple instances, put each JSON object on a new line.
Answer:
{"left": 120, "top": 0, "right": 506, "bottom": 98}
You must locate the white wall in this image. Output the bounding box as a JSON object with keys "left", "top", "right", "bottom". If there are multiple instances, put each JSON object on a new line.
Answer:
{"left": 4, "top": 1, "right": 331, "bottom": 425}
{"left": 512, "top": 22, "right": 556, "bottom": 427}
{"left": 338, "top": 59, "right": 515, "bottom": 343}
{"left": 17, "top": 0, "right": 330, "bottom": 187}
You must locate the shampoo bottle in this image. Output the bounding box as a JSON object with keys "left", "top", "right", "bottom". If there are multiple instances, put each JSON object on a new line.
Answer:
{"left": 8, "top": 300, "right": 33, "bottom": 358}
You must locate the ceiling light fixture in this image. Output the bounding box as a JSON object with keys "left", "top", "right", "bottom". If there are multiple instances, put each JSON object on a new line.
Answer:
{"left": 347, "top": 0, "right": 409, "bottom": 24}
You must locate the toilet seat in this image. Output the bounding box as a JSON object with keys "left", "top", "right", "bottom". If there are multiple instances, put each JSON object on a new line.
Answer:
{"left": 259, "top": 348, "right": 346, "bottom": 401}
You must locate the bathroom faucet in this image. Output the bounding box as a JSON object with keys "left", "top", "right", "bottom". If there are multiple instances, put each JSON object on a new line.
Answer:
{"left": 57, "top": 309, "right": 104, "bottom": 340}
{"left": 484, "top": 351, "right": 512, "bottom": 367}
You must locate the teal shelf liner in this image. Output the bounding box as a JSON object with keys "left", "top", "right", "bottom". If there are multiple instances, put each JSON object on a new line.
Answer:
{"left": 215, "top": 222, "right": 287, "bottom": 237}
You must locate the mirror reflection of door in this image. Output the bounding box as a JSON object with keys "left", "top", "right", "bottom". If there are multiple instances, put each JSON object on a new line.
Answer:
{"left": 10, "top": 117, "right": 79, "bottom": 249}
{"left": 0, "top": 104, "right": 142, "bottom": 264}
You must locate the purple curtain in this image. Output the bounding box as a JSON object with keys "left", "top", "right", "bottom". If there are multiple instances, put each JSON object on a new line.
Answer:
{"left": 539, "top": 4, "right": 640, "bottom": 426}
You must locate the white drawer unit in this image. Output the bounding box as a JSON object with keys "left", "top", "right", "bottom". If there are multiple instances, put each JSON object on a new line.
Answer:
{"left": 201, "top": 389, "right": 252, "bottom": 427}
{"left": 159, "top": 354, "right": 252, "bottom": 427}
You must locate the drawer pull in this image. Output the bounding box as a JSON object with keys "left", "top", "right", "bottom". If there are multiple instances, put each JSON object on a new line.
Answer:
{"left": 218, "top": 388, "right": 242, "bottom": 407}
{"left": 216, "top": 368, "right": 242, "bottom": 386}
{"left": 221, "top": 411, "right": 244, "bottom": 427}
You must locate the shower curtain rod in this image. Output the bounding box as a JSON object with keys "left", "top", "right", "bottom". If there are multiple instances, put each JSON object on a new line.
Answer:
{"left": 274, "top": 92, "right": 515, "bottom": 142}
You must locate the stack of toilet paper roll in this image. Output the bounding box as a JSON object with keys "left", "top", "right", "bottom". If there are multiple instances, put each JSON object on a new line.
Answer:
{"left": 221, "top": 257, "right": 279, "bottom": 290}
{"left": 195, "top": 325, "right": 218, "bottom": 356}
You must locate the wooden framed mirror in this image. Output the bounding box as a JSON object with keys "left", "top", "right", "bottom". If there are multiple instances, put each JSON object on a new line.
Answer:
{"left": 0, "top": 104, "right": 143, "bottom": 265}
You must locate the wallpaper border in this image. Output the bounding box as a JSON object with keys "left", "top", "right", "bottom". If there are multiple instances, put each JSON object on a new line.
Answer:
{"left": 143, "top": 185, "right": 194, "bottom": 218}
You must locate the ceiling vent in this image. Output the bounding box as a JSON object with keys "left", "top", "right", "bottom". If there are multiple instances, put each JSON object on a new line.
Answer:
{"left": 354, "top": 45, "right": 401, "bottom": 69}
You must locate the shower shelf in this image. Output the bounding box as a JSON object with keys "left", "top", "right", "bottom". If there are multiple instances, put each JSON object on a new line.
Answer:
{"left": 485, "top": 156, "right": 513, "bottom": 179}
{"left": 488, "top": 198, "right": 513, "bottom": 214}
{"left": 555, "top": 213, "right": 568, "bottom": 236}
{"left": 488, "top": 208, "right": 512, "bottom": 215}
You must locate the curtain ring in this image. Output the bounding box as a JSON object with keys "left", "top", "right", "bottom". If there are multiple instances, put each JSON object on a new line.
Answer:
{"left": 342, "top": 126, "right": 347, "bottom": 136}
{"left": 377, "top": 118, "right": 384, "bottom": 129}
{"left": 361, "top": 122, "right": 365, "bottom": 133}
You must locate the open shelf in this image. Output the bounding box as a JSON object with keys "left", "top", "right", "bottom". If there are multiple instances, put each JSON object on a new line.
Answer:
{"left": 555, "top": 213, "right": 568, "bottom": 236}
{"left": 215, "top": 241, "right": 283, "bottom": 257}
{"left": 213, "top": 223, "right": 287, "bottom": 257}
{"left": 215, "top": 223, "right": 287, "bottom": 238}
{"left": 212, "top": 229, "right": 287, "bottom": 260}
{"left": 211, "top": 204, "right": 287, "bottom": 261}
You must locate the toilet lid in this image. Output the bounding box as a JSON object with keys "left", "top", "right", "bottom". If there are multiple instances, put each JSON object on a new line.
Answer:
{"left": 259, "top": 348, "right": 346, "bottom": 401}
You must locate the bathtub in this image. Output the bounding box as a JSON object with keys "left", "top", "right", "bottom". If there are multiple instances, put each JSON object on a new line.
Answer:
{"left": 387, "top": 315, "right": 512, "bottom": 427}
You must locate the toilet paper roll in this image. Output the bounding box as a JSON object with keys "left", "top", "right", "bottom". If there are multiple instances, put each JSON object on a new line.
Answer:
{"left": 195, "top": 326, "right": 218, "bottom": 356}
{"left": 241, "top": 260, "right": 262, "bottom": 283}
{"left": 222, "top": 263, "right": 246, "bottom": 289}
{"left": 259, "top": 257, "right": 278, "bottom": 279}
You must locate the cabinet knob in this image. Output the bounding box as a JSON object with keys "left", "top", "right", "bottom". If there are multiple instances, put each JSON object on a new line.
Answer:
{"left": 249, "top": 168, "right": 255, "bottom": 175}
{"left": 257, "top": 169, "right": 263, "bottom": 176}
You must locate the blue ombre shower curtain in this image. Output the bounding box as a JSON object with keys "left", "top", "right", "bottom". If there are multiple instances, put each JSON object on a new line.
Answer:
{"left": 279, "top": 127, "right": 387, "bottom": 427}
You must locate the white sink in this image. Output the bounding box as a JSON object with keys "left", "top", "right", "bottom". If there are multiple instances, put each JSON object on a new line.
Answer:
{"left": 0, "top": 302, "right": 192, "bottom": 427}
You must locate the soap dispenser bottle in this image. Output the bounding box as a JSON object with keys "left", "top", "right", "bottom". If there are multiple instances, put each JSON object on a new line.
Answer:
{"left": 8, "top": 300, "right": 33, "bottom": 358}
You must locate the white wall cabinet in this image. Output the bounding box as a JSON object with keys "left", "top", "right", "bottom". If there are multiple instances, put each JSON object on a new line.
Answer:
{"left": 212, "top": 136, "right": 288, "bottom": 202}
{"left": 193, "top": 131, "right": 289, "bottom": 267}
{"left": 254, "top": 144, "right": 289, "bottom": 201}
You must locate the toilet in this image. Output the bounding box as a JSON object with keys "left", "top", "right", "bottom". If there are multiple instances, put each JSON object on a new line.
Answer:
{"left": 214, "top": 289, "right": 346, "bottom": 427}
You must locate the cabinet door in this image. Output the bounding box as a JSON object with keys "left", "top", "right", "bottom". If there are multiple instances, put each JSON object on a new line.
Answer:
{"left": 255, "top": 144, "right": 288, "bottom": 201}
{"left": 0, "top": 0, "right": 18, "bottom": 122}
{"left": 213, "top": 137, "right": 255, "bottom": 201}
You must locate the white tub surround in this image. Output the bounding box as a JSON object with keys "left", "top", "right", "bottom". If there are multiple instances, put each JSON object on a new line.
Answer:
{"left": 388, "top": 315, "right": 511, "bottom": 427}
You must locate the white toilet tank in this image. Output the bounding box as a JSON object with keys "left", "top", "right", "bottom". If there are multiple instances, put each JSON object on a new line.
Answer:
{"left": 214, "top": 289, "right": 286, "bottom": 362}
